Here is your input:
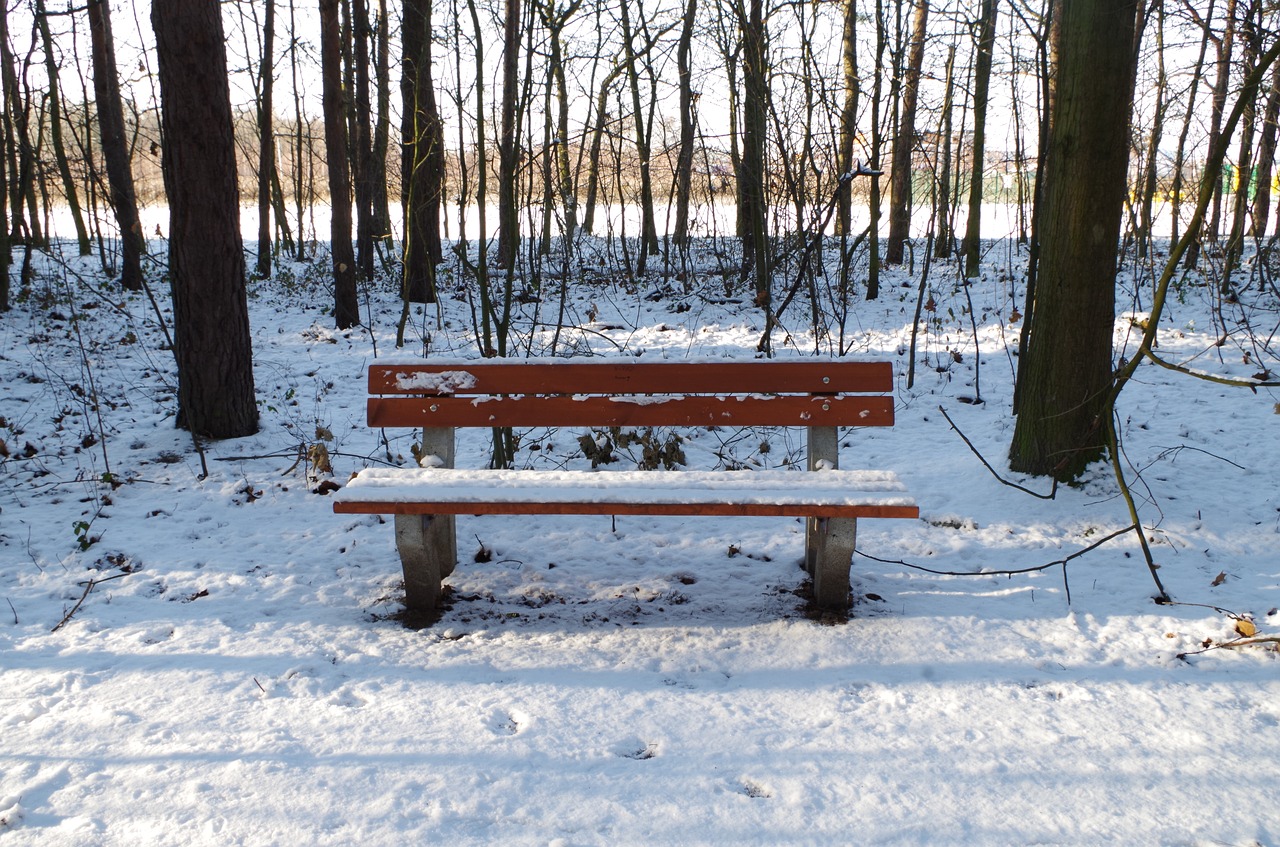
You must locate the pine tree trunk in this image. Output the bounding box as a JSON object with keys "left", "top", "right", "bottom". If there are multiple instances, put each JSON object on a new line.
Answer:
{"left": 152, "top": 0, "right": 258, "bottom": 439}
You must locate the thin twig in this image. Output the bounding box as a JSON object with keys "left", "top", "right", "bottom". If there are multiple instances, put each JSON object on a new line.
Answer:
{"left": 938, "top": 405, "right": 1057, "bottom": 499}
{"left": 50, "top": 571, "right": 130, "bottom": 633}
{"left": 1178, "top": 635, "right": 1280, "bottom": 658}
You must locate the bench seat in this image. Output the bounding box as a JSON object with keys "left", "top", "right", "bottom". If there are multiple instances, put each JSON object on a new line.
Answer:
{"left": 334, "top": 467, "right": 918, "bottom": 518}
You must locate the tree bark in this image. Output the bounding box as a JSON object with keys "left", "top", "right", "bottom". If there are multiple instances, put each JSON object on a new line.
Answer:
{"left": 836, "top": 0, "right": 859, "bottom": 237}
{"left": 961, "top": 0, "right": 998, "bottom": 278}
{"left": 497, "top": 0, "right": 522, "bottom": 269}
{"left": 255, "top": 0, "right": 276, "bottom": 278}
{"left": 36, "top": 0, "right": 91, "bottom": 256}
{"left": 321, "top": 0, "right": 359, "bottom": 329}
{"left": 885, "top": 0, "right": 928, "bottom": 264}
{"left": 402, "top": 0, "right": 444, "bottom": 303}
{"left": 740, "top": 0, "right": 769, "bottom": 311}
{"left": 673, "top": 0, "right": 697, "bottom": 247}
{"left": 88, "top": 0, "right": 145, "bottom": 291}
{"left": 352, "top": 0, "right": 375, "bottom": 280}
{"left": 1009, "top": 0, "right": 1139, "bottom": 480}
{"left": 152, "top": 0, "right": 258, "bottom": 439}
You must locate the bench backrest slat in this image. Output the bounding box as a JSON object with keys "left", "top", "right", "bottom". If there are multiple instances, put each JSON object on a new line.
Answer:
{"left": 368, "top": 394, "right": 894, "bottom": 429}
{"left": 369, "top": 360, "right": 892, "bottom": 396}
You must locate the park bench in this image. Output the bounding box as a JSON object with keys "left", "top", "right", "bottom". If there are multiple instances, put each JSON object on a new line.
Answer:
{"left": 332, "top": 359, "right": 919, "bottom": 615}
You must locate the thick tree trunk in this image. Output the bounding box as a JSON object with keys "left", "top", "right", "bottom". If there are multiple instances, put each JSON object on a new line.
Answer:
{"left": 402, "top": 0, "right": 444, "bottom": 303}
{"left": 1009, "top": 0, "right": 1139, "bottom": 481}
{"left": 152, "top": 0, "right": 258, "bottom": 439}
{"left": 88, "top": 0, "right": 145, "bottom": 292}
{"left": 321, "top": 0, "right": 359, "bottom": 329}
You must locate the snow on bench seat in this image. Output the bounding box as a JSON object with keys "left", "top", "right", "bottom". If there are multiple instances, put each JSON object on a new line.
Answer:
{"left": 333, "top": 468, "right": 919, "bottom": 518}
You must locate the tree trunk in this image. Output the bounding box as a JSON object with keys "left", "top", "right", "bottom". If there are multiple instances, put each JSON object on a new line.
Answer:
{"left": 836, "top": 0, "right": 859, "bottom": 237}
{"left": 673, "top": 0, "right": 697, "bottom": 246}
{"left": 255, "top": 0, "right": 276, "bottom": 278}
{"left": 88, "top": 0, "right": 145, "bottom": 292}
{"left": 934, "top": 43, "right": 955, "bottom": 259}
{"left": 740, "top": 0, "right": 769, "bottom": 311}
{"left": 1251, "top": 71, "right": 1280, "bottom": 236}
{"left": 402, "top": 0, "right": 445, "bottom": 303}
{"left": 497, "top": 0, "right": 522, "bottom": 269}
{"left": 371, "top": 0, "right": 393, "bottom": 252}
{"left": 36, "top": 0, "right": 91, "bottom": 256}
{"left": 619, "top": 0, "right": 660, "bottom": 262}
{"left": 352, "top": 0, "right": 376, "bottom": 280}
{"left": 321, "top": 0, "right": 359, "bottom": 329}
{"left": 885, "top": 0, "right": 928, "bottom": 264}
{"left": 1009, "top": 0, "right": 1139, "bottom": 481}
{"left": 961, "top": 0, "right": 998, "bottom": 278}
{"left": 152, "top": 0, "right": 258, "bottom": 439}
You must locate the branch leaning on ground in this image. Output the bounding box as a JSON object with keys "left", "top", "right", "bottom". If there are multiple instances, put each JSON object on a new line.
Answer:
{"left": 1102, "top": 35, "right": 1280, "bottom": 604}
{"left": 938, "top": 406, "right": 1057, "bottom": 499}
{"left": 855, "top": 524, "right": 1135, "bottom": 606}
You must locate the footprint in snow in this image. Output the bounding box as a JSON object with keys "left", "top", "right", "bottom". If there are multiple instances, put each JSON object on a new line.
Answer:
{"left": 486, "top": 708, "right": 526, "bottom": 736}
{"left": 611, "top": 738, "right": 658, "bottom": 760}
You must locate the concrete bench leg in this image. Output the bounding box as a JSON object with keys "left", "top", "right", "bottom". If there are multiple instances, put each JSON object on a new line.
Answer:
{"left": 811, "top": 516, "right": 856, "bottom": 610}
{"left": 805, "top": 424, "right": 839, "bottom": 577}
{"left": 394, "top": 513, "right": 455, "bottom": 611}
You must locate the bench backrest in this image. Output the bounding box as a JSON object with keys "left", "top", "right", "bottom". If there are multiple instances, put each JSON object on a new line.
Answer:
{"left": 366, "top": 360, "right": 895, "bottom": 429}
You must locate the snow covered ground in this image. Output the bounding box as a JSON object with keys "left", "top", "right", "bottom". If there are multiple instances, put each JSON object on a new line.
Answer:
{"left": 1, "top": 235, "right": 1278, "bottom": 846}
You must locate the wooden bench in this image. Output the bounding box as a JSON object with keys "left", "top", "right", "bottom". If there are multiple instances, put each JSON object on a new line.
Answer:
{"left": 333, "top": 359, "right": 919, "bottom": 615}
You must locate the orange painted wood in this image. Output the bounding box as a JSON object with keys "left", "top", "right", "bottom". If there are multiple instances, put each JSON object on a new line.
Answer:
{"left": 334, "top": 499, "right": 920, "bottom": 520}
{"left": 367, "top": 394, "right": 894, "bottom": 428}
{"left": 369, "top": 360, "right": 892, "bottom": 395}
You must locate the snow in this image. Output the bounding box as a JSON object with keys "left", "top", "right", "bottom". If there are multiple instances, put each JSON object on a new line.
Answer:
{"left": 391, "top": 369, "right": 478, "bottom": 393}
{"left": 2, "top": 235, "right": 1279, "bottom": 846}
{"left": 334, "top": 467, "right": 917, "bottom": 508}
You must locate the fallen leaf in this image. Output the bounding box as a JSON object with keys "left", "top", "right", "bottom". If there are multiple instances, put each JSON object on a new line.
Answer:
{"left": 1235, "top": 619, "right": 1257, "bottom": 638}
{"left": 1211, "top": 571, "right": 1227, "bottom": 586}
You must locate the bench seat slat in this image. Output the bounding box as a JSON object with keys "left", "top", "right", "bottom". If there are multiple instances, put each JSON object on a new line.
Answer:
{"left": 368, "top": 394, "right": 894, "bottom": 428}
{"left": 333, "top": 468, "right": 920, "bottom": 519}
{"left": 369, "top": 360, "right": 893, "bottom": 396}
